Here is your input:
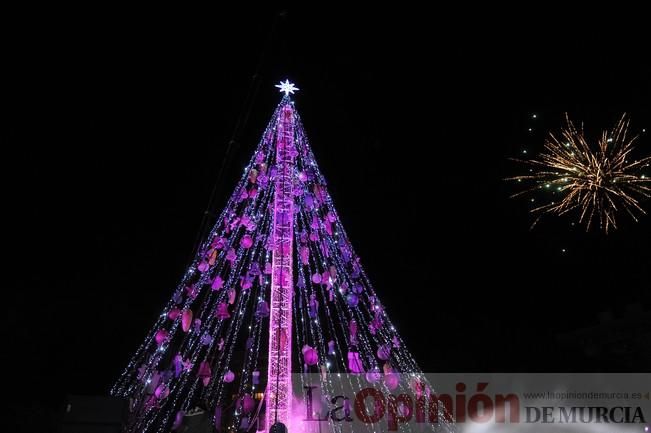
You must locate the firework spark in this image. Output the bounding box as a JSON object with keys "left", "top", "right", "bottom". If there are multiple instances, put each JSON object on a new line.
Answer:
{"left": 510, "top": 114, "right": 651, "bottom": 233}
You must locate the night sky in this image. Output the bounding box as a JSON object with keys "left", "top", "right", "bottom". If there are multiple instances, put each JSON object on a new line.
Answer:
{"left": 5, "top": 6, "right": 650, "bottom": 430}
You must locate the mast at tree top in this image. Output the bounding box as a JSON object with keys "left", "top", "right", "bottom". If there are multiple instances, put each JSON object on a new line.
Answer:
{"left": 266, "top": 79, "right": 299, "bottom": 432}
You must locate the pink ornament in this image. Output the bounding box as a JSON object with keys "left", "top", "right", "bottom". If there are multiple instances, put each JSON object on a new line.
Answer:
{"left": 198, "top": 361, "right": 212, "bottom": 386}
{"left": 226, "top": 248, "right": 237, "bottom": 262}
{"left": 241, "top": 234, "right": 253, "bottom": 249}
{"left": 155, "top": 329, "right": 168, "bottom": 346}
{"left": 223, "top": 370, "right": 235, "bottom": 383}
{"left": 385, "top": 372, "right": 400, "bottom": 391}
{"left": 302, "top": 345, "right": 318, "bottom": 366}
{"left": 215, "top": 303, "right": 230, "bottom": 320}
{"left": 298, "top": 171, "right": 308, "bottom": 182}
{"left": 239, "top": 394, "right": 255, "bottom": 414}
{"left": 168, "top": 308, "right": 181, "bottom": 320}
{"left": 311, "top": 273, "right": 322, "bottom": 284}
{"left": 155, "top": 383, "right": 169, "bottom": 399}
{"left": 181, "top": 309, "right": 193, "bottom": 333}
{"left": 185, "top": 284, "right": 198, "bottom": 300}
{"left": 366, "top": 368, "right": 382, "bottom": 383}
{"left": 211, "top": 275, "right": 224, "bottom": 291}
{"left": 172, "top": 410, "right": 185, "bottom": 430}
{"left": 197, "top": 261, "right": 210, "bottom": 272}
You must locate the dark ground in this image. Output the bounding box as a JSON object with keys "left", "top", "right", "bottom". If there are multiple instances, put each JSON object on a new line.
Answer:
{"left": 4, "top": 5, "right": 650, "bottom": 431}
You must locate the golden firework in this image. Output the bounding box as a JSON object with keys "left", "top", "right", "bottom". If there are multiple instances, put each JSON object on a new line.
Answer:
{"left": 511, "top": 114, "right": 651, "bottom": 233}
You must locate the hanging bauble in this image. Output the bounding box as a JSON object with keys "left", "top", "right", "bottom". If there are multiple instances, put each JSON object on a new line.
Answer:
{"left": 255, "top": 300, "right": 270, "bottom": 318}
{"left": 228, "top": 288, "right": 237, "bottom": 304}
{"left": 172, "top": 291, "right": 182, "bottom": 305}
{"left": 200, "top": 332, "right": 213, "bottom": 346}
{"left": 172, "top": 410, "right": 185, "bottom": 431}
{"left": 198, "top": 361, "right": 212, "bottom": 386}
{"left": 181, "top": 309, "right": 193, "bottom": 333}
{"left": 300, "top": 246, "right": 310, "bottom": 265}
{"left": 352, "top": 283, "right": 364, "bottom": 294}
{"left": 377, "top": 344, "right": 391, "bottom": 361}
{"left": 308, "top": 294, "right": 319, "bottom": 318}
{"left": 168, "top": 308, "right": 181, "bottom": 320}
{"left": 185, "top": 284, "right": 198, "bottom": 300}
{"left": 252, "top": 370, "right": 260, "bottom": 385}
{"left": 248, "top": 168, "right": 258, "bottom": 184}
{"left": 329, "top": 265, "right": 337, "bottom": 279}
{"left": 241, "top": 234, "right": 253, "bottom": 249}
{"left": 311, "top": 273, "right": 322, "bottom": 284}
{"left": 392, "top": 336, "right": 401, "bottom": 348}
{"left": 212, "top": 236, "right": 225, "bottom": 249}
{"left": 348, "top": 351, "right": 364, "bottom": 374}
{"left": 298, "top": 171, "right": 308, "bottom": 182}
{"left": 241, "top": 274, "right": 254, "bottom": 290}
{"left": 249, "top": 262, "right": 261, "bottom": 275}
{"left": 365, "top": 367, "right": 382, "bottom": 383}
{"left": 248, "top": 187, "right": 258, "bottom": 199}
{"left": 239, "top": 394, "right": 256, "bottom": 414}
{"left": 155, "top": 329, "right": 168, "bottom": 346}
{"left": 385, "top": 372, "right": 400, "bottom": 391}
{"left": 215, "top": 303, "right": 230, "bottom": 320}
{"left": 197, "top": 261, "right": 210, "bottom": 273}
{"left": 211, "top": 275, "right": 224, "bottom": 291}
{"left": 173, "top": 354, "right": 183, "bottom": 377}
{"left": 193, "top": 318, "right": 202, "bottom": 334}
{"left": 224, "top": 370, "right": 235, "bottom": 383}
{"left": 226, "top": 248, "right": 237, "bottom": 262}
{"left": 154, "top": 383, "right": 169, "bottom": 399}
{"left": 346, "top": 293, "right": 359, "bottom": 307}
{"left": 302, "top": 345, "right": 318, "bottom": 366}
{"left": 208, "top": 249, "right": 218, "bottom": 266}
{"left": 397, "top": 402, "right": 411, "bottom": 418}
{"left": 214, "top": 406, "right": 222, "bottom": 432}
{"left": 264, "top": 262, "right": 273, "bottom": 274}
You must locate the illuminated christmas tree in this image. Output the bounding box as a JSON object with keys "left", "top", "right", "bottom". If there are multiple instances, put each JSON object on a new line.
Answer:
{"left": 112, "top": 82, "right": 452, "bottom": 433}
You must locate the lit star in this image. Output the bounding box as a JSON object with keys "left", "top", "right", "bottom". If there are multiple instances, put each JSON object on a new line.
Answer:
{"left": 275, "top": 80, "right": 299, "bottom": 96}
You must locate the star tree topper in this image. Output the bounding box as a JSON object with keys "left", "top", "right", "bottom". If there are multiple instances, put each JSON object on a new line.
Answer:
{"left": 275, "top": 79, "right": 299, "bottom": 96}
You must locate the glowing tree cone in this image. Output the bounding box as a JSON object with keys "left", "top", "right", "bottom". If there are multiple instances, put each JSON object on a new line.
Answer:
{"left": 111, "top": 82, "right": 453, "bottom": 433}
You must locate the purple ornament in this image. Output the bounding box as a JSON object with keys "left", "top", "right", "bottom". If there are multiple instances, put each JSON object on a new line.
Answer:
{"left": 302, "top": 345, "right": 318, "bottom": 366}
{"left": 154, "top": 383, "right": 169, "bottom": 399}
{"left": 366, "top": 368, "right": 382, "bottom": 383}
{"left": 211, "top": 275, "right": 224, "bottom": 291}
{"left": 377, "top": 344, "right": 391, "bottom": 361}
{"left": 346, "top": 293, "right": 359, "bottom": 307}
{"left": 239, "top": 394, "right": 255, "bottom": 414}
{"left": 348, "top": 351, "right": 364, "bottom": 374}
{"left": 200, "top": 332, "right": 214, "bottom": 346}
{"left": 241, "top": 234, "right": 253, "bottom": 249}
{"left": 172, "top": 410, "right": 185, "bottom": 430}
{"left": 223, "top": 370, "right": 235, "bottom": 383}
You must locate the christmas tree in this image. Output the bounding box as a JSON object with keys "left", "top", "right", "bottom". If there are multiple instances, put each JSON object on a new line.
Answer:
{"left": 112, "top": 82, "right": 452, "bottom": 433}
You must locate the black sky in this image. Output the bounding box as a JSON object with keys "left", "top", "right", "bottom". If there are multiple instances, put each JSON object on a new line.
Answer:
{"left": 4, "top": 5, "right": 650, "bottom": 429}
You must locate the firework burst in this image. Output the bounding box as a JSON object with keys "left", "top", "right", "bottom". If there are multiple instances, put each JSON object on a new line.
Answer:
{"left": 510, "top": 114, "right": 651, "bottom": 233}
